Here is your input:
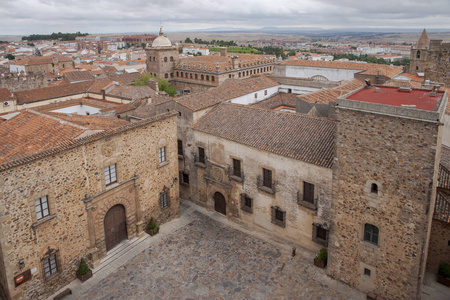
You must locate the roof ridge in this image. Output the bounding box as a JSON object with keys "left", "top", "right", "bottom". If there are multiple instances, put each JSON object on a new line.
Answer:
{"left": 28, "top": 109, "right": 89, "bottom": 130}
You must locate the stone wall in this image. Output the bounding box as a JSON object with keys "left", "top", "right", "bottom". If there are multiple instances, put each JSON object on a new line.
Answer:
{"left": 0, "top": 113, "right": 179, "bottom": 300}
{"left": 188, "top": 130, "right": 334, "bottom": 251}
{"left": 426, "top": 219, "right": 450, "bottom": 273}
{"left": 0, "top": 72, "right": 47, "bottom": 92}
{"left": 424, "top": 49, "right": 450, "bottom": 86}
{"left": 328, "top": 108, "right": 442, "bottom": 299}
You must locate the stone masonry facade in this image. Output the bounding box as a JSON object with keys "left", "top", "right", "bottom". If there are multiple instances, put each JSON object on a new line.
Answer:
{"left": 0, "top": 112, "right": 179, "bottom": 300}
{"left": 328, "top": 105, "right": 443, "bottom": 299}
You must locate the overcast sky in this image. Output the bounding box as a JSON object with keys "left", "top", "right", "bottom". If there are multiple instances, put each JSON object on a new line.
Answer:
{"left": 1, "top": 0, "right": 450, "bottom": 35}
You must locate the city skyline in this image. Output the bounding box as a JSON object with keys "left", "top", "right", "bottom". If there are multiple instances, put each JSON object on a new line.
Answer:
{"left": 1, "top": 0, "right": 450, "bottom": 35}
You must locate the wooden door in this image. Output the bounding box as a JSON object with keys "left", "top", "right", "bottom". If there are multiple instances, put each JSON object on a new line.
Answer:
{"left": 104, "top": 205, "right": 128, "bottom": 251}
{"left": 214, "top": 192, "right": 226, "bottom": 215}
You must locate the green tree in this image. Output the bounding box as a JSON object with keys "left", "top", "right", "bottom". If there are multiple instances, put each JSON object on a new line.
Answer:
{"left": 132, "top": 73, "right": 152, "bottom": 86}
{"left": 184, "top": 37, "right": 193, "bottom": 43}
{"left": 288, "top": 50, "right": 296, "bottom": 56}
{"left": 5, "top": 54, "right": 15, "bottom": 60}
{"left": 141, "top": 43, "right": 146, "bottom": 49}
{"left": 133, "top": 74, "right": 177, "bottom": 96}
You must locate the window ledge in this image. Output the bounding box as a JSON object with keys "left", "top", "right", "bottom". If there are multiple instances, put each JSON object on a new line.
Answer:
{"left": 178, "top": 155, "right": 184, "bottom": 160}
{"left": 271, "top": 220, "right": 285, "bottom": 228}
{"left": 297, "top": 200, "right": 317, "bottom": 211}
{"left": 258, "top": 185, "right": 275, "bottom": 195}
{"left": 105, "top": 182, "right": 119, "bottom": 190}
{"left": 241, "top": 206, "right": 252, "bottom": 214}
{"left": 313, "top": 237, "right": 328, "bottom": 247}
{"left": 230, "top": 175, "right": 243, "bottom": 183}
{"left": 180, "top": 182, "right": 190, "bottom": 187}
{"left": 32, "top": 214, "right": 57, "bottom": 228}
{"left": 361, "top": 240, "right": 380, "bottom": 250}
{"left": 195, "top": 162, "right": 206, "bottom": 168}
{"left": 157, "top": 161, "right": 170, "bottom": 169}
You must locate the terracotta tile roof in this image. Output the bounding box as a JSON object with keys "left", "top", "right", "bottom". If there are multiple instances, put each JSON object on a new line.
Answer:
{"left": 193, "top": 103, "right": 335, "bottom": 168}
{"left": 47, "top": 113, "right": 128, "bottom": 130}
{"left": 12, "top": 55, "right": 73, "bottom": 66}
{"left": 176, "top": 76, "right": 279, "bottom": 111}
{"left": 107, "top": 85, "right": 156, "bottom": 100}
{"left": 131, "top": 95, "right": 173, "bottom": 119}
{"left": 33, "top": 97, "right": 119, "bottom": 113}
{"left": 176, "top": 54, "right": 276, "bottom": 73}
{"left": 0, "top": 88, "right": 14, "bottom": 101}
{"left": 14, "top": 81, "right": 92, "bottom": 105}
{"left": 64, "top": 70, "right": 95, "bottom": 83}
{"left": 0, "top": 109, "right": 177, "bottom": 171}
{"left": 251, "top": 93, "right": 298, "bottom": 110}
{"left": 76, "top": 64, "right": 99, "bottom": 71}
{"left": 299, "top": 79, "right": 365, "bottom": 105}
{"left": 281, "top": 60, "right": 403, "bottom": 78}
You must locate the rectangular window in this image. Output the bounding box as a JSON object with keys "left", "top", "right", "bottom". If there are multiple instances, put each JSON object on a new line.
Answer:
{"left": 233, "top": 159, "right": 241, "bottom": 178}
{"left": 35, "top": 196, "right": 50, "bottom": 220}
{"left": 160, "top": 191, "right": 169, "bottom": 209}
{"left": 364, "top": 224, "right": 379, "bottom": 245}
{"left": 198, "top": 147, "right": 206, "bottom": 164}
{"left": 263, "top": 168, "right": 272, "bottom": 189}
{"left": 240, "top": 193, "right": 253, "bottom": 213}
{"left": 159, "top": 147, "right": 166, "bottom": 163}
{"left": 182, "top": 172, "right": 190, "bottom": 185}
{"left": 43, "top": 255, "right": 58, "bottom": 278}
{"left": 364, "top": 268, "right": 371, "bottom": 276}
{"left": 271, "top": 206, "right": 286, "bottom": 228}
{"left": 104, "top": 164, "right": 117, "bottom": 185}
{"left": 303, "top": 182, "right": 315, "bottom": 204}
{"left": 312, "top": 223, "right": 329, "bottom": 247}
{"left": 177, "top": 140, "right": 183, "bottom": 156}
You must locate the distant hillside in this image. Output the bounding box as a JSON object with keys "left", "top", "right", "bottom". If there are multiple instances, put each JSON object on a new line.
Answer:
{"left": 22, "top": 32, "right": 89, "bottom": 41}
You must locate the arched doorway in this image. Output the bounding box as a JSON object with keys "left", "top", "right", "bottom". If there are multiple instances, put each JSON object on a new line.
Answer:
{"left": 104, "top": 204, "right": 128, "bottom": 251}
{"left": 214, "top": 192, "right": 226, "bottom": 215}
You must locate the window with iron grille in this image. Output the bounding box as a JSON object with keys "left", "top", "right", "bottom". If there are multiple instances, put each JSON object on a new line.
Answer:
{"left": 43, "top": 255, "right": 58, "bottom": 278}
{"left": 104, "top": 164, "right": 117, "bottom": 185}
{"left": 233, "top": 159, "right": 242, "bottom": 178}
{"left": 198, "top": 147, "right": 206, "bottom": 164}
{"left": 364, "top": 224, "right": 379, "bottom": 245}
{"left": 177, "top": 140, "right": 183, "bottom": 156}
{"left": 35, "top": 196, "right": 50, "bottom": 220}
{"left": 159, "top": 147, "right": 166, "bottom": 163}
{"left": 240, "top": 193, "right": 253, "bottom": 213}
{"left": 303, "top": 182, "right": 314, "bottom": 204}
{"left": 271, "top": 206, "right": 286, "bottom": 228}
{"left": 160, "top": 190, "right": 169, "bottom": 209}
{"left": 181, "top": 172, "right": 190, "bottom": 185}
{"left": 312, "top": 223, "right": 329, "bottom": 246}
{"left": 263, "top": 168, "right": 272, "bottom": 189}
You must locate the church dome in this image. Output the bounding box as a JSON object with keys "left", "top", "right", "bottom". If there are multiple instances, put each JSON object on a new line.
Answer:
{"left": 152, "top": 28, "right": 172, "bottom": 48}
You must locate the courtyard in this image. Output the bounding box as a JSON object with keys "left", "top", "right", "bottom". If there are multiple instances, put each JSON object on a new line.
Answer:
{"left": 54, "top": 200, "right": 365, "bottom": 300}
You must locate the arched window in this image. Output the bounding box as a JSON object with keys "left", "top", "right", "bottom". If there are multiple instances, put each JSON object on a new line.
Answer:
{"left": 239, "top": 72, "right": 241, "bottom": 78}
{"left": 364, "top": 224, "right": 379, "bottom": 245}
{"left": 153, "top": 57, "right": 156, "bottom": 62}
{"left": 190, "top": 73, "right": 193, "bottom": 79}
{"left": 148, "top": 56, "right": 152, "bottom": 61}
{"left": 164, "top": 57, "right": 168, "bottom": 62}
{"left": 195, "top": 74, "right": 198, "bottom": 80}
{"left": 229, "top": 74, "right": 231, "bottom": 78}
{"left": 416, "top": 50, "right": 421, "bottom": 59}
{"left": 165, "top": 73, "right": 168, "bottom": 79}
{"left": 170, "top": 73, "right": 173, "bottom": 78}
{"left": 206, "top": 75, "right": 209, "bottom": 81}
{"left": 371, "top": 183, "right": 378, "bottom": 194}
{"left": 176, "top": 71, "right": 179, "bottom": 77}
{"left": 211, "top": 76, "right": 215, "bottom": 82}
{"left": 201, "top": 74, "right": 204, "bottom": 80}
{"left": 170, "top": 56, "right": 173, "bottom": 61}
{"left": 416, "top": 66, "right": 419, "bottom": 71}
{"left": 180, "top": 72, "right": 183, "bottom": 78}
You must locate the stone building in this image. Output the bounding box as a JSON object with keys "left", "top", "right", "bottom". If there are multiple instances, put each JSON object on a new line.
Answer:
{"left": 9, "top": 56, "right": 74, "bottom": 75}
{"left": 0, "top": 109, "right": 179, "bottom": 300}
{"left": 407, "top": 29, "right": 450, "bottom": 86}
{"left": 328, "top": 85, "right": 448, "bottom": 299}
{"left": 145, "top": 28, "right": 180, "bottom": 80}
{"left": 189, "top": 103, "right": 335, "bottom": 251}
{"left": 145, "top": 29, "right": 277, "bottom": 93}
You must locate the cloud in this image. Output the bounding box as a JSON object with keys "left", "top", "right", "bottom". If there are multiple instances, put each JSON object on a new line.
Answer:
{"left": 0, "top": 0, "right": 449, "bottom": 35}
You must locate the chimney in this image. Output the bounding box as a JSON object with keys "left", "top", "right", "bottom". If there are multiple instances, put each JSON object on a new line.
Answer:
{"left": 220, "top": 47, "right": 227, "bottom": 57}
{"left": 148, "top": 78, "right": 159, "bottom": 91}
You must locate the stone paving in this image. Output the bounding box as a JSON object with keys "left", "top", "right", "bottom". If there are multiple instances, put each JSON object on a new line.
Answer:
{"left": 75, "top": 203, "right": 365, "bottom": 300}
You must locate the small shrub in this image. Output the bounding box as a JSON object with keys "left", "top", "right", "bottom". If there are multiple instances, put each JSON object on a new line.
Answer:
{"left": 77, "top": 258, "right": 90, "bottom": 275}
{"left": 439, "top": 262, "right": 450, "bottom": 279}
{"left": 316, "top": 248, "right": 327, "bottom": 262}
{"left": 146, "top": 217, "right": 159, "bottom": 232}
